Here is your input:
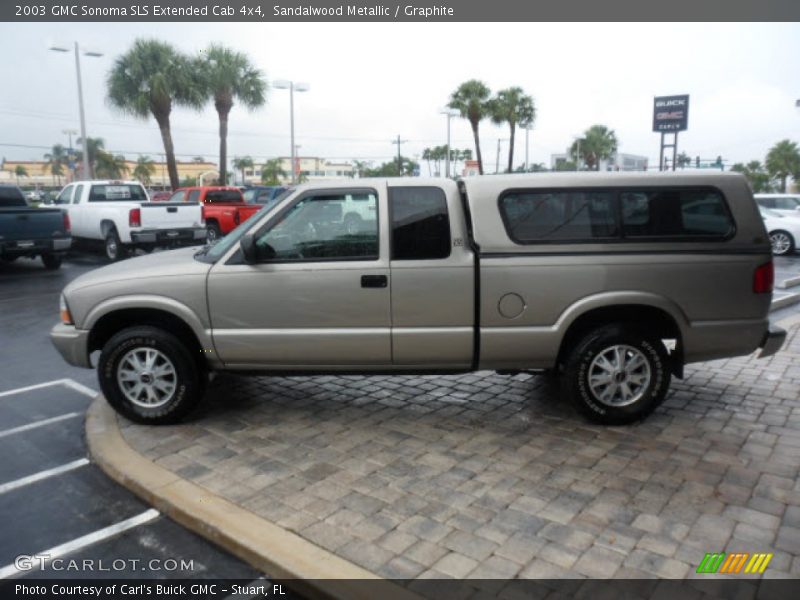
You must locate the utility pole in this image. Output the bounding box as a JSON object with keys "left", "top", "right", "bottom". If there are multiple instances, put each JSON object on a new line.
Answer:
{"left": 392, "top": 135, "right": 407, "bottom": 176}
{"left": 496, "top": 138, "right": 502, "bottom": 174}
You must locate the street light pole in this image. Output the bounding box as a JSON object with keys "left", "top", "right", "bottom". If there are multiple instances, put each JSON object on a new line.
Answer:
{"left": 440, "top": 109, "right": 458, "bottom": 178}
{"left": 273, "top": 80, "right": 310, "bottom": 185}
{"left": 50, "top": 42, "right": 102, "bottom": 180}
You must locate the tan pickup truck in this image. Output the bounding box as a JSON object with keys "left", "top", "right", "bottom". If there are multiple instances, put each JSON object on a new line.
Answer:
{"left": 51, "top": 172, "right": 785, "bottom": 425}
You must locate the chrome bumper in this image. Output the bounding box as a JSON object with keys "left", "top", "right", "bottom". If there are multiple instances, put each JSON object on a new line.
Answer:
{"left": 50, "top": 323, "right": 92, "bottom": 368}
{"left": 758, "top": 324, "right": 786, "bottom": 359}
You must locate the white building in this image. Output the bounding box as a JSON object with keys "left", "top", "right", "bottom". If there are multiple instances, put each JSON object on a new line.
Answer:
{"left": 242, "top": 157, "right": 353, "bottom": 184}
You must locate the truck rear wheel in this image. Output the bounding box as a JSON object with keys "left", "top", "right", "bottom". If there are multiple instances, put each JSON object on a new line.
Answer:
{"left": 98, "top": 326, "right": 204, "bottom": 424}
{"left": 560, "top": 324, "right": 671, "bottom": 425}
{"left": 41, "top": 253, "right": 62, "bottom": 270}
{"left": 206, "top": 221, "right": 222, "bottom": 243}
{"left": 105, "top": 228, "right": 127, "bottom": 262}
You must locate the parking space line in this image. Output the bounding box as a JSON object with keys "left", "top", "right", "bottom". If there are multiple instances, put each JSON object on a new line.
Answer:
{"left": 0, "top": 380, "right": 69, "bottom": 400}
{"left": 62, "top": 379, "right": 98, "bottom": 398}
{"left": 0, "top": 458, "right": 90, "bottom": 495}
{"left": 0, "top": 508, "right": 160, "bottom": 579}
{"left": 0, "top": 412, "right": 81, "bottom": 439}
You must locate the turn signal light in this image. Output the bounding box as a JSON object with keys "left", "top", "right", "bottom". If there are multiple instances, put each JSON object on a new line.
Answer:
{"left": 129, "top": 208, "right": 141, "bottom": 228}
{"left": 753, "top": 261, "right": 774, "bottom": 294}
{"left": 59, "top": 294, "right": 73, "bottom": 325}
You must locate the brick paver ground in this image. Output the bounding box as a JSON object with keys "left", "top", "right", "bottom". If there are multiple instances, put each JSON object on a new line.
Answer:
{"left": 120, "top": 323, "right": 800, "bottom": 582}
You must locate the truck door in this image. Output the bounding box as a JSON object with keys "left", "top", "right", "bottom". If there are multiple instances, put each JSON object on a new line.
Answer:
{"left": 388, "top": 185, "right": 474, "bottom": 368}
{"left": 207, "top": 185, "right": 392, "bottom": 367}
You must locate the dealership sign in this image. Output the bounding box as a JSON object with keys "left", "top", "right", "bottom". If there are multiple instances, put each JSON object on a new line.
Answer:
{"left": 653, "top": 94, "right": 689, "bottom": 132}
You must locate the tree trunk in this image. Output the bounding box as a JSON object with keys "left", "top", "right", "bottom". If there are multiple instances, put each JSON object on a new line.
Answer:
{"left": 471, "top": 121, "right": 484, "bottom": 175}
{"left": 781, "top": 175, "right": 787, "bottom": 193}
{"left": 216, "top": 96, "right": 232, "bottom": 186}
{"left": 155, "top": 113, "right": 179, "bottom": 190}
{"left": 507, "top": 122, "right": 516, "bottom": 173}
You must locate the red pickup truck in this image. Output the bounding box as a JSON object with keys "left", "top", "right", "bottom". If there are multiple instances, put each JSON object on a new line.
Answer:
{"left": 167, "top": 186, "right": 260, "bottom": 242}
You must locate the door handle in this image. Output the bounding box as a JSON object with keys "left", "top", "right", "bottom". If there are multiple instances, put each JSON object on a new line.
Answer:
{"left": 361, "top": 275, "right": 388, "bottom": 288}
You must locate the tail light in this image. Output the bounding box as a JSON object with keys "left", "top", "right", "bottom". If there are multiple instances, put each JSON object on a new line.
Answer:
{"left": 129, "top": 208, "right": 141, "bottom": 228}
{"left": 62, "top": 211, "right": 71, "bottom": 233}
{"left": 201, "top": 205, "right": 206, "bottom": 224}
{"left": 753, "top": 261, "right": 774, "bottom": 294}
{"left": 234, "top": 211, "right": 241, "bottom": 225}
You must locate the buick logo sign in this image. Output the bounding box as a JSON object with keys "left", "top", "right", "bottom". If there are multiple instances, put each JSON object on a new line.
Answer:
{"left": 653, "top": 94, "right": 689, "bottom": 132}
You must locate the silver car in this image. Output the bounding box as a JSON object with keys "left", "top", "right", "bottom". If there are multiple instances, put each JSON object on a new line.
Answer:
{"left": 52, "top": 173, "right": 785, "bottom": 425}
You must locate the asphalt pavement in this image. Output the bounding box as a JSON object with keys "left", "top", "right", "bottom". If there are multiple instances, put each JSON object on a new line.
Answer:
{"left": 0, "top": 252, "right": 264, "bottom": 583}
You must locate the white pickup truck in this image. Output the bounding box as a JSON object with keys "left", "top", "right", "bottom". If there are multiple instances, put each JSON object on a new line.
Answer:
{"left": 54, "top": 180, "right": 206, "bottom": 261}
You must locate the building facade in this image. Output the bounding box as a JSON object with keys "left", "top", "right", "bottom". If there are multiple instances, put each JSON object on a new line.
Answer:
{"left": 240, "top": 157, "right": 354, "bottom": 185}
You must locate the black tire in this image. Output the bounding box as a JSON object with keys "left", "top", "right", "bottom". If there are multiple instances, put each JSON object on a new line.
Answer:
{"left": 206, "top": 221, "right": 222, "bottom": 244}
{"left": 1, "top": 256, "right": 18, "bottom": 263}
{"left": 560, "top": 324, "right": 671, "bottom": 425}
{"left": 343, "top": 213, "right": 362, "bottom": 235}
{"left": 98, "top": 326, "right": 204, "bottom": 424}
{"left": 41, "top": 253, "right": 62, "bottom": 270}
{"left": 104, "top": 228, "right": 127, "bottom": 262}
{"left": 769, "top": 230, "right": 795, "bottom": 256}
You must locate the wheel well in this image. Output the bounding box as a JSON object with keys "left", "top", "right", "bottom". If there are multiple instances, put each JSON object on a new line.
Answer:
{"left": 88, "top": 308, "right": 206, "bottom": 368}
{"left": 206, "top": 218, "right": 220, "bottom": 227}
{"left": 556, "top": 305, "right": 683, "bottom": 376}
{"left": 100, "top": 220, "right": 116, "bottom": 236}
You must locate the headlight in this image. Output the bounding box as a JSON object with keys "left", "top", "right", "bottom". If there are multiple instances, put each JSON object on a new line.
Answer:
{"left": 59, "top": 294, "right": 73, "bottom": 325}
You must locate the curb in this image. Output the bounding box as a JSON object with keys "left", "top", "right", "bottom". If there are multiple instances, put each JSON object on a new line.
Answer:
{"left": 777, "top": 274, "right": 800, "bottom": 290}
{"left": 771, "top": 292, "right": 800, "bottom": 312}
{"left": 85, "top": 397, "right": 421, "bottom": 600}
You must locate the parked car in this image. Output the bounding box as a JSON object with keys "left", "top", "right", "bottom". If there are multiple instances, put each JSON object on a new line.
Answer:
{"left": 0, "top": 184, "right": 71, "bottom": 269}
{"left": 51, "top": 172, "right": 784, "bottom": 425}
{"left": 167, "top": 186, "right": 259, "bottom": 243}
{"left": 759, "top": 206, "right": 800, "bottom": 256}
{"left": 55, "top": 180, "right": 206, "bottom": 261}
{"left": 149, "top": 191, "right": 173, "bottom": 202}
{"left": 754, "top": 194, "right": 800, "bottom": 217}
{"left": 242, "top": 186, "right": 289, "bottom": 211}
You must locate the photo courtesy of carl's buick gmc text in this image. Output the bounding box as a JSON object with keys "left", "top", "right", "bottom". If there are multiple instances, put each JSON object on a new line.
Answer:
{"left": 1, "top": 1, "right": 800, "bottom": 599}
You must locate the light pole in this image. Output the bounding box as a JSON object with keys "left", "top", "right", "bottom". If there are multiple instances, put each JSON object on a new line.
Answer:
{"left": 440, "top": 109, "right": 459, "bottom": 178}
{"left": 62, "top": 128, "right": 78, "bottom": 180}
{"left": 573, "top": 136, "right": 583, "bottom": 171}
{"left": 273, "top": 80, "right": 309, "bottom": 184}
{"left": 523, "top": 124, "right": 533, "bottom": 172}
{"left": 50, "top": 42, "right": 102, "bottom": 180}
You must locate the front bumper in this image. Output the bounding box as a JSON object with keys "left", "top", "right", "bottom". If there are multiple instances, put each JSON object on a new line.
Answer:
{"left": 758, "top": 323, "right": 787, "bottom": 359}
{"left": 50, "top": 323, "right": 92, "bottom": 368}
{"left": 130, "top": 227, "right": 207, "bottom": 245}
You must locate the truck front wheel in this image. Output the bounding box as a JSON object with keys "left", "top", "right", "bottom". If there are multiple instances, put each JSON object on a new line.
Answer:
{"left": 98, "top": 326, "right": 204, "bottom": 424}
{"left": 560, "top": 324, "right": 671, "bottom": 425}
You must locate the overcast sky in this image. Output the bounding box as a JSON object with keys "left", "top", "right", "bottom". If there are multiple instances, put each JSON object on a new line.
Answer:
{"left": 2, "top": 22, "right": 800, "bottom": 171}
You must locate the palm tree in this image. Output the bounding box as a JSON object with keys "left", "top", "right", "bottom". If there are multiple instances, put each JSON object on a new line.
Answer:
{"left": 133, "top": 155, "right": 156, "bottom": 185}
{"left": 44, "top": 144, "right": 69, "bottom": 185}
{"left": 14, "top": 165, "right": 28, "bottom": 186}
{"left": 260, "top": 158, "right": 286, "bottom": 185}
{"left": 765, "top": 139, "right": 800, "bottom": 193}
{"left": 352, "top": 160, "right": 371, "bottom": 178}
{"left": 676, "top": 152, "right": 692, "bottom": 169}
{"left": 94, "top": 151, "right": 129, "bottom": 179}
{"left": 731, "top": 160, "right": 774, "bottom": 193}
{"left": 448, "top": 80, "right": 492, "bottom": 175}
{"left": 570, "top": 125, "right": 618, "bottom": 171}
{"left": 231, "top": 156, "right": 255, "bottom": 185}
{"left": 489, "top": 87, "right": 536, "bottom": 173}
{"left": 107, "top": 39, "right": 205, "bottom": 189}
{"left": 200, "top": 45, "right": 267, "bottom": 187}
{"left": 76, "top": 137, "right": 105, "bottom": 178}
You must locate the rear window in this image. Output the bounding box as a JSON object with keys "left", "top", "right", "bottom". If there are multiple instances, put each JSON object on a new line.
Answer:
{"left": 499, "top": 191, "right": 617, "bottom": 242}
{"left": 89, "top": 184, "right": 147, "bottom": 202}
{"left": 621, "top": 189, "right": 734, "bottom": 238}
{"left": 0, "top": 186, "right": 27, "bottom": 207}
{"left": 206, "top": 190, "right": 243, "bottom": 203}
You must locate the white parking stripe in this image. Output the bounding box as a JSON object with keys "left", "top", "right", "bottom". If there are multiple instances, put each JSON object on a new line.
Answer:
{"left": 0, "top": 412, "right": 81, "bottom": 439}
{"left": 62, "top": 379, "right": 98, "bottom": 398}
{"left": 0, "top": 509, "right": 160, "bottom": 579}
{"left": 0, "top": 458, "right": 90, "bottom": 495}
{"left": 0, "top": 380, "right": 69, "bottom": 399}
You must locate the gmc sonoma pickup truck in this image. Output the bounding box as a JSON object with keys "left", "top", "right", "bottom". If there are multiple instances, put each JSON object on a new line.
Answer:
{"left": 0, "top": 184, "right": 71, "bottom": 269}
{"left": 51, "top": 173, "right": 785, "bottom": 425}
{"left": 166, "top": 186, "right": 259, "bottom": 243}
{"left": 55, "top": 180, "right": 206, "bottom": 261}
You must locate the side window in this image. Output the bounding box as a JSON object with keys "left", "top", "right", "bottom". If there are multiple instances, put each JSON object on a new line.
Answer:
{"left": 621, "top": 189, "right": 734, "bottom": 238}
{"left": 55, "top": 186, "right": 73, "bottom": 205}
{"left": 168, "top": 191, "right": 186, "bottom": 203}
{"left": 72, "top": 185, "right": 84, "bottom": 204}
{"left": 499, "top": 190, "right": 617, "bottom": 243}
{"left": 390, "top": 187, "right": 451, "bottom": 260}
{"left": 255, "top": 192, "right": 378, "bottom": 261}
{"left": 775, "top": 197, "right": 800, "bottom": 210}
{"left": 758, "top": 198, "right": 775, "bottom": 209}
{"left": 188, "top": 190, "right": 201, "bottom": 203}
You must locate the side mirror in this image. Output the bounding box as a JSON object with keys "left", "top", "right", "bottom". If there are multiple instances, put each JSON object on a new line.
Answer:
{"left": 240, "top": 233, "right": 257, "bottom": 264}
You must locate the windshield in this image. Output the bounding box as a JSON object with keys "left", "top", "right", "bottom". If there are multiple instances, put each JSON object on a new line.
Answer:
{"left": 195, "top": 188, "right": 294, "bottom": 263}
